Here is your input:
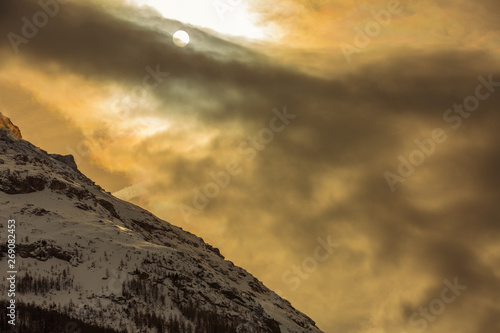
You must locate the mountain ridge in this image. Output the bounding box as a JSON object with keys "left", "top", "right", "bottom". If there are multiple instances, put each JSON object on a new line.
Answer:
{"left": 0, "top": 112, "right": 323, "bottom": 333}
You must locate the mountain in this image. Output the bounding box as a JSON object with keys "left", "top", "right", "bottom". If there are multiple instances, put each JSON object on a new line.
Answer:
{"left": 0, "top": 112, "right": 323, "bottom": 333}
{"left": 0, "top": 113, "right": 21, "bottom": 140}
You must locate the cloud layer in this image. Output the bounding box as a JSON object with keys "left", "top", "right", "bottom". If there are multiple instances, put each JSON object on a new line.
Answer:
{"left": 1, "top": 0, "right": 500, "bottom": 332}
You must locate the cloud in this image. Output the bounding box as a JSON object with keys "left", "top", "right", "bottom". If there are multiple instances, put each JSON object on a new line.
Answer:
{"left": 1, "top": 0, "right": 500, "bottom": 332}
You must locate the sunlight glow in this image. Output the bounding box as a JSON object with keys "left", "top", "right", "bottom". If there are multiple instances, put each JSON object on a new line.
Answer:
{"left": 128, "top": 0, "right": 266, "bottom": 39}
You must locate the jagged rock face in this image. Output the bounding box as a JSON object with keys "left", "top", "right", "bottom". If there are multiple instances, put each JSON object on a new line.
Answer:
{"left": 0, "top": 117, "right": 323, "bottom": 332}
{"left": 49, "top": 154, "right": 79, "bottom": 171}
{"left": 0, "top": 112, "right": 22, "bottom": 139}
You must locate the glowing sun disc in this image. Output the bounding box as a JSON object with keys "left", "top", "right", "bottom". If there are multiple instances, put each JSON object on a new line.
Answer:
{"left": 173, "top": 30, "right": 190, "bottom": 47}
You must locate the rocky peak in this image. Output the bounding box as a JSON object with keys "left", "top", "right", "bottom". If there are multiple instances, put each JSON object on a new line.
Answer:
{"left": 49, "top": 154, "right": 79, "bottom": 171}
{"left": 0, "top": 112, "right": 22, "bottom": 139}
{"left": 0, "top": 112, "right": 78, "bottom": 171}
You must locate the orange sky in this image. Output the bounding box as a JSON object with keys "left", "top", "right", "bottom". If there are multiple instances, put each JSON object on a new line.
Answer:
{"left": 1, "top": 0, "right": 500, "bottom": 331}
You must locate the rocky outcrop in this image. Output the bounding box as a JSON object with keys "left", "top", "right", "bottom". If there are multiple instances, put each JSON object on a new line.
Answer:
{"left": 0, "top": 240, "right": 75, "bottom": 262}
{"left": 0, "top": 170, "right": 47, "bottom": 194}
{"left": 0, "top": 112, "right": 22, "bottom": 139}
{"left": 50, "top": 154, "right": 79, "bottom": 171}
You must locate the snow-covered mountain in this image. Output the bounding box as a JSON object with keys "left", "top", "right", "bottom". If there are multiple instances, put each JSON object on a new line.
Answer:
{"left": 0, "top": 113, "right": 323, "bottom": 333}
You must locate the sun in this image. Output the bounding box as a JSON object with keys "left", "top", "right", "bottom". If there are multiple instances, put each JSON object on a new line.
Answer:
{"left": 128, "top": 0, "right": 266, "bottom": 39}
{"left": 173, "top": 30, "right": 190, "bottom": 47}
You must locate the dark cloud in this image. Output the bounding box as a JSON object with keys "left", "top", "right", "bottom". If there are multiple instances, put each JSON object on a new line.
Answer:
{"left": 1, "top": 0, "right": 500, "bottom": 332}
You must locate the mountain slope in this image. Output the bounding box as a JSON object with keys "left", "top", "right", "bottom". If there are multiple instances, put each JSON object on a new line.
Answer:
{"left": 0, "top": 113, "right": 323, "bottom": 333}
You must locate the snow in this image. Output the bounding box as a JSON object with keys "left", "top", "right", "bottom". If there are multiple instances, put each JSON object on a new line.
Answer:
{"left": 0, "top": 127, "right": 323, "bottom": 333}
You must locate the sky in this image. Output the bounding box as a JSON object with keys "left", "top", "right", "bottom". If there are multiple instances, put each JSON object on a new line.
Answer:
{"left": 1, "top": 0, "right": 500, "bottom": 332}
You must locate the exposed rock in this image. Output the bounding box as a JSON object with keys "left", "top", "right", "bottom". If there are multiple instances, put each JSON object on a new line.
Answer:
{"left": 0, "top": 241, "right": 75, "bottom": 262}
{"left": 1, "top": 174, "right": 47, "bottom": 194}
{"left": 0, "top": 112, "right": 22, "bottom": 139}
{"left": 49, "top": 179, "right": 68, "bottom": 191}
{"left": 50, "top": 154, "right": 79, "bottom": 171}
{"left": 97, "top": 198, "right": 120, "bottom": 219}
